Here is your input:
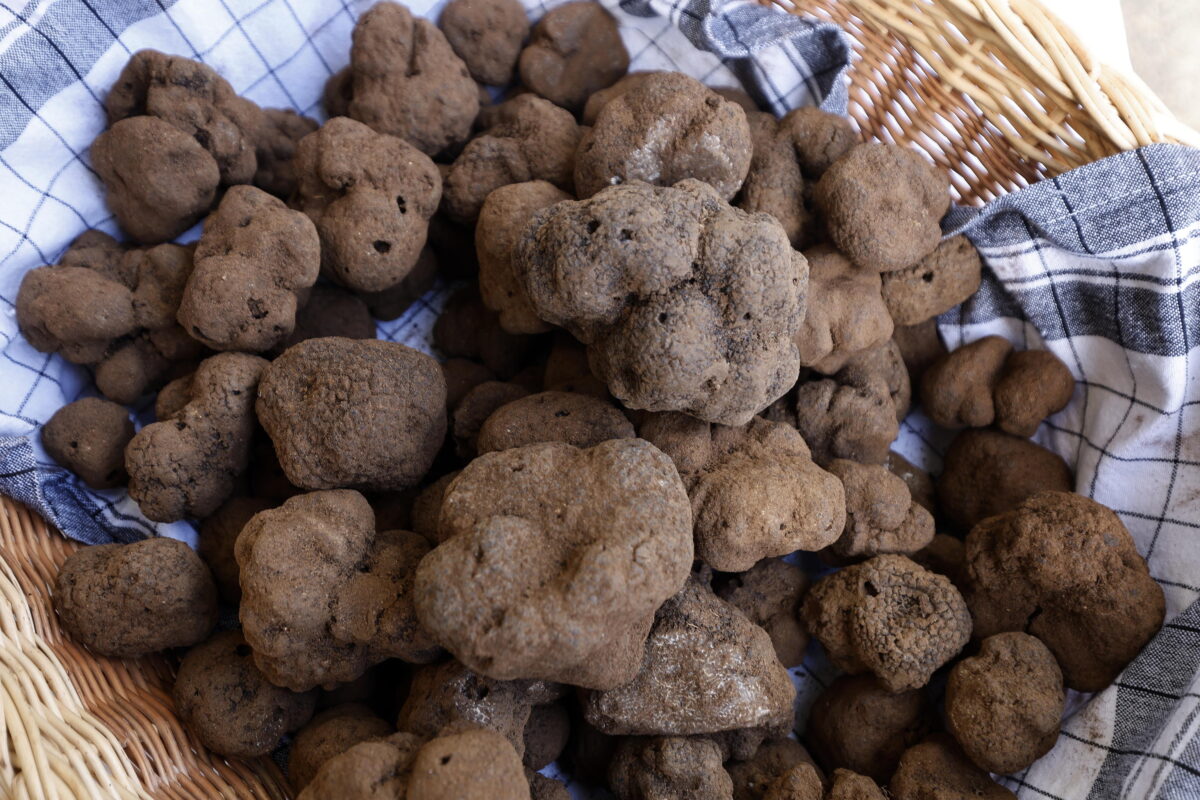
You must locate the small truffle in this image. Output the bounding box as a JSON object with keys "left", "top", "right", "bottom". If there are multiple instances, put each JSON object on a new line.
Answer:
{"left": 299, "top": 732, "right": 423, "bottom": 800}
{"left": 919, "top": 335, "right": 1012, "bottom": 429}
{"left": 911, "top": 534, "right": 968, "bottom": 589}
{"left": 440, "top": 0, "right": 529, "bottom": 86}
{"left": 452, "top": 381, "right": 532, "bottom": 457}
{"left": 478, "top": 391, "right": 635, "bottom": 454}
{"left": 523, "top": 702, "right": 570, "bottom": 770}
{"left": 716, "top": 558, "right": 810, "bottom": 668}
{"left": 608, "top": 736, "right": 734, "bottom": 800}
{"left": 276, "top": 285, "right": 376, "bottom": 354}
{"left": 889, "top": 735, "right": 1016, "bottom": 800}
{"left": 434, "top": 287, "right": 538, "bottom": 379}
{"left": 825, "top": 460, "right": 935, "bottom": 559}
{"left": 885, "top": 451, "right": 936, "bottom": 514}
{"left": 726, "top": 738, "right": 820, "bottom": 800}
{"left": 289, "top": 704, "right": 394, "bottom": 790}
{"left": 891, "top": 320, "right": 946, "bottom": 388}
{"left": 518, "top": 2, "right": 629, "bottom": 112}
{"left": 398, "top": 659, "right": 533, "bottom": 757}
{"left": 794, "top": 246, "right": 892, "bottom": 374}
{"left": 254, "top": 108, "right": 318, "bottom": 198}
{"left": 775, "top": 371, "right": 897, "bottom": 467}
{"left": 881, "top": 235, "right": 982, "bottom": 326}
{"left": 41, "top": 398, "right": 133, "bottom": 489}
{"left": 442, "top": 360, "right": 497, "bottom": 411}
{"left": 197, "top": 496, "right": 271, "bottom": 604}
{"left": 406, "top": 728, "right": 530, "bottom": 800}
{"left": 992, "top": 349, "right": 1075, "bottom": 437}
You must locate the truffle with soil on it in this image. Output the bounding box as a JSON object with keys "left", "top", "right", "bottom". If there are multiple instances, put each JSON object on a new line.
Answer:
{"left": 515, "top": 179, "right": 807, "bottom": 426}
{"left": 344, "top": 1, "right": 479, "bottom": 155}
{"left": 583, "top": 579, "right": 796, "bottom": 736}
{"left": 518, "top": 1, "right": 629, "bottom": 113}
{"left": 439, "top": 0, "right": 529, "bottom": 86}
{"left": 794, "top": 246, "right": 894, "bottom": 375}
{"left": 726, "top": 738, "right": 821, "bottom": 800}
{"left": 964, "top": 490, "right": 1165, "bottom": 691}
{"left": 804, "top": 674, "right": 931, "bottom": 784}
{"left": 919, "top": 335, "right": 1012, "bottom": 429}
{"left": 452, "top": 381, "right": 532, "bottom": 458}
{"left": 763, "top": 764, "right": 886, "bottom": 800}
{"left": 476, "top": 181, "right": 572, "bottom": 335}
{"left": 414, "top": 438, "right": 693, "bottom": 689}
{"left": 992, "top": 349, "right": 1075, "bottom": 437}
{"left": 236, "top": 490, "right": 441, "bottom": 691}
{"left": 946, "top": 632, "right": 1064, "bottom": 774}
{"left": 716, "top": 558, "right": 810, "bottom": 668}
{"left": 937, "top": 428, "right": 1073, "bottom": 533}
{"left": 292, "top": 116, "right": 442, "bottom": 294}
{"left": 254, "top": 108, "right": 318, "bottom": 198}
{"left": 298, "top": 732, "right": 425, "bottom": 800}
{"left": 288, "top": 704, "right": 394, "bottom": 791}
{"left": 433, "top": 287, "right": 538, "bottom": 379}
{"left": 406, "top": 728, "right": 531, "bottom": 800}
{"left": 55, "top": 536, "right": 216, "bottom": 658}
{"left": 881, "top": 235, "right": 982, "bottom": 326}
{"left": 41, "top": 398, "right": 133, "bottom": 489}
{"left": 477, "top": 391, "right": 635, "bottom": 454}
{"left": 444, "top": 95, "right": 581, "bottom": 224}
{"left": 911, "top": 533, "right": 968, "bottom": 590}
{"left": 177, "top": 185, "right": 320, "bottom": 352}
{"left": 814, "top": 144, "right": 950, "bottom": 273}
{"left": 802, "top": 555, "right": 971, "bottom": 692}
{"left": 197, "top": 496, "right": 271, "bottom": 604}
{"left": 639, "top": 413, "right": 845, "bottom": 571}
{"left": 523, "top": 702, "right": 570, "bottom": 770}
{"left": 126, "top": 352, "right": 267, "bottom": 521}
{"left": 888, "top": 734, "right": 1016, "bottom": 800}
{"left": 574, "top": 72, "right": 752, "bottom": 202}
{"left": 256, "top": 337, "right": 446, "bottom": 492}
{"left": 274, "top": 285, "right": 376, "bottom": 354}
{"left": 607, "top": 736, "right": 734, "bottom": 800}
{"left": 174, "top": 630, "right": 316, "bottom": 758}
{"left": 824, "top": 459, "right": 935, "bottom": 560}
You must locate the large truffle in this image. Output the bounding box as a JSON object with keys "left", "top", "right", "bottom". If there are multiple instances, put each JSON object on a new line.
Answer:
{"left": 256, "top": 338, "right": 446, "bottom": 491}
{"left": 716, "top": 558, "right": 810, "bottom": 668}
{"left": 126, "top": 352, "right": 267, "bottom": 521}
{"left": 518, "top": 1, "right": 629, "bottom": 112}
{"left": 802, "top": 555, "right": 971, "bottom": 692}
{"left": 515, "top": 179, "right": 806, "bottom": 425}
{"left": 584, "top": 580, "right": 795, "bottom": 736}
{"left": 639, "top": 413, "right": 845, "bottom": 571}
{"left": 41, "top": 398, "right": 133, "bottom": 489}
{"left": 289, "top": 704, "right": 394, "bottom": 790}
{"left": 236, "top": 490, "right": 441, "bottom": 691}
{"left": 992, "top": 349, "right": 1075, "bottom": 437}
{"left": 477, "top": 391, "right": 635, "bottom": 454}
{"left": 177, "top": 185, "right": 320, "bottom": 352}
{"left": 414, "top": 439, "right": 694, "bottom": 689}
{"left": 794, "top": 246, "right": 893, "bottom": 374}
{"left": 292, "top": 116, "right": 441, "bottom": 293}
{"left": 608, "top": 736, "right": 734, "bottom": 800}
{"left": 439, "top": 0, "right": 529, "bottom": 86}
{"left": 575, "top": 72, "right": 752, "bottom": 201}
{"left": 919, "top": 335, "right": 1012, "bottom": 429}
{"left": 881, "top": 235, "right": 982, "bottom": 326}
{"left": 964, "top": 490, "right": 1165, "bottom": 691}
{"left": 889, "top": 735, "right": 1015, "bottom": 800}
{"left": 825, "top": 460, "right": 934, "bottom": 559}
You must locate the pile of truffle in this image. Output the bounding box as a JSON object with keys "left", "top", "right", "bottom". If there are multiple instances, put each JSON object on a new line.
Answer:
{"left": 23, "top": 1, "right": 1167, "bottom": 798}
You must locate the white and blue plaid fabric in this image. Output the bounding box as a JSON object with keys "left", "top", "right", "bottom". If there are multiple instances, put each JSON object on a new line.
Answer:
{"left": 0, "top": 1, "right": 1196, "bottom": 797}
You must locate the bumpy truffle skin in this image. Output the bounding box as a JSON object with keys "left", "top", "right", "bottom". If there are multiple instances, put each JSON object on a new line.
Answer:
{"left": 912, "top": 534, "right": 967, "bottom": 590}
{"left": 415, "top": 439, "right": 693, "bottom": 689}
{"left": 575, "top": 72, "right": 752, "bottom": 201}
{"left": 795, "top": 246, "right": 893, "bottom": 374}
{"left": 406, "top": 728, "right": 530, "bottom": 800}
{"left": 256, "top": 338, "right": 446, "bottom": 491}
{"left": 289, "top": 704, "right": 393, "bottom": 790}
{"left": 993, "top": 349, "right": 1075, "bottom": 437}
{"left": 584, "top": 580, "right": 796, "bottom": 736}
{"left": 445, "top": 95, "right": 580, "bottom": 224}
{"left": 452, "top": 381, "right": 532, "bottom": 458}
{"left": 477, "top": 390, "right": 634, "bottom": 453}
{"left": 517, "top": 179, "right": 806, "bottom": 425}
{"left": 608, "top": 736, "right": 734, "bottom": 800}
{"left": 360, "top": 245, "right": 439, "bottom": 322}
{"left": 780, "top": 107, "right": 859, "bottom": 178}
{"left": 937, "top": 429, "right": 1073, "bottom": 532}
{"left": 524, "top": 702, "right": 570, "bottom": 770}
{"left": 277, "top": 284, "right": 377, "bottom": 353}
{"left": 518, "top": 1, "right": 629, "bottom": 112}
{"left": 41, "top": 398, "right": 133, "bottom": 489}
{"left": 802, "top": 555, "right": 971, "bottom": 692}
{"left": 177, "top": 185, "right": 319, "bottom": 351}
{"left": 889, "top": 735, "right": 1016, "bottom": 800}
{"left": 126, "top": 352, "right": 267, "bottom": 521}
{"left": 881, "top": 235, "right": 982, "bottom": 326}
{"left": 838, "top": 340, "right": 912, "bottom": 422}
{"left": 477, "top": 181, "right": 572, "bottom": 334}
{"left": 640, "top": 414, "right": 845, "bottom": 571}
{"left": 434, "top": 287, "right": 537, "bottom": 379}
{"left": 716, "top": 558, "right": 810, "bottom": 668}
{"left": 814, "top": 144, "right": 950, "bottom": 272}
{"left": 825, "top": 460, "right": 934, "bottom": 559}
{"left": 776, "top": 369, "right": 897, "bottom": 467}
{"left": 299, "top": 732, "right": 424, "bottom": 800}
{"left": 346, "top": 1, "right": 479, "bottom": 155}
{"left": 55, "top": 537, "right": 216, "bottom": 658}
{"left": 440, "top": 0, "right": 529, "bottom": 85}
{"left": 254, "top": 108, "right": 318, "bottom": 198}
{"left": 174, "top": 631, "right": 316, "bottom": 758}
{"left": 237, "top": 491, "right": 439, "bottom": 691}
{"left": 919, "top": 335, "right": 1012, "bottom": 429}
{"left": 964, "top": 491, "right": 1165, "bottom": 691}
{"left": 398, "top": 660, "right": 533, "bottom": 757}
{"left": 805, "top": 675, "right": 930, "bottom": 784}
{"left": 292, "top": 116, "right": 441, "bottom": 293}
{"left": 946, "top": 632, "right": 1064, "bottom": 774}
{"left": 726, "top": 739, "right": 820, "bottom": 800}
{"left": 197, "top": 496, "right": 271, "bottom": 604}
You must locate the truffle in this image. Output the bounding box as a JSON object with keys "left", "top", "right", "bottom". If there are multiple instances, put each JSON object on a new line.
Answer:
{"left": 276, "top": 284, "right": 377, "bottom": 353}
{"left": 608, "top": 736, "right": 734, "bottom": 800}
{"left": 889, "top": 735, "right": 1016, "bottom": 800}
{"left": 911, "top": 533, "right": 968, "bottom": 590}
{"left": 794, "top": 246, "right": 893, "bottom": 374}
{"left": 992, "top": 349, "right": 1075, "bottom": 437}
{"left": 919, "top": 335, "right": 1012, "bottom": 429}
{"left": 716, "top": 558, "right": 810, "bottom": 668}
{"left": 518, "top": 1, "right": 629, "bottom": 112}
{"left": 825, "top": 459, "right": 935, "bottom": 559}
{"left": 359, "top": 246, "right": 439, "bottom": 321}
{"left": 880, "top": 235, "right": 982, "bottom": 326}
{"left": 405, "top": 728, "right": 530, "bottom": 800}
{"left": 197, "top": 496, "right": 272, "bottom": 604}
{"left": 398, "top": 659, "right": 533, "bottom": 757}
{"left": 885, "top": 451, "right": 936, "bottom": 514}
{"left": 41, "top": 398, "right": 133, "bottom": 489}
{"left": 523, "top": 702, "right": 570, "bottom": 770}
{"left": 289, "top": 704, "right": 394, "bottom": 790}
{"left": 299, "top": 732, "right": 424, "bottom": 800}
{"left": 478, "top": 390, "right": 635, "bottom": 454}
{"left": 439, "top": 0, "right": 529, "bottom": 86}
{"left": 452, "top": 381, "right": 531, "bottom": 457}
{"left": 891, "top": 320, "right": 946, "bottom": 388}
{"left": 774, "top": 360, "right": 898, "bottom": 467}
{"left": 433, "top": 287, "right": 538, "bottom": 379}
{"left": 726, "top": 738, "right": 820, "bottom": 800}
{"left": 763, "top": 765, "right": 886, "bottom": 800}
{"left": 254, "top": 108, "right": 319, "bottom": 198}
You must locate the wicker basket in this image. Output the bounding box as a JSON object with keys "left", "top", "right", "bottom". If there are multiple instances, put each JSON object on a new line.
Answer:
{"left": 2, "top": 1, "right": 1195, "bottom": 798}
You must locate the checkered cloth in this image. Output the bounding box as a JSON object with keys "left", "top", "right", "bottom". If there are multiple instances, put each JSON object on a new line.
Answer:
{"left": 0, "top": 0, "right": 1195, "bottom": 797}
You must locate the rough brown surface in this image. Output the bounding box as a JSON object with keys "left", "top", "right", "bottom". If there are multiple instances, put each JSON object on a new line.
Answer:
{"left": 434, "top": 287, "right": 537, "bottom": 379}
{"left": 345, "top": 1, "right": 479, "bottom": 155}
{"left": 452, "top": 381, "right": 531, "bottom": 458}
{"left": 886, "top": 451, "right": 936, "bottom": 514}
{"left": 529, "top": 772, "right": 571, "bottom": 800}
{"left": 802, "top": 555, "right": 971, "bottom": 692}
{"left": 298, "top": 732, "right": 424, "bottom": 800}
{"left": 825, "top": 460, "right": 934, "bottom": 559}
{"left": 197, "top": 496, "right": 271, "bottom": 604}
{"left": 289, "top": 704, "right": 393, "bottom": 790}
{"left": 938, "top": 428, "right": 1073, "bottom": 532}
{"left": 911, "top": 534, "right": 967, "bottom": 590}
{"left": 254, "top": 108, "right": 318, "bottom": 198}
{"left": 41, "top": 398, "right": 133, "bottom": 489}
{"left": 764, "top": 765, "right": 885, "bottom": 800}
{"left": 608, "top": 736, "right": 734, "bottom": 800}
{"left": 237, "top": 490, "right": 441, "bottom": 691}
{"left": 518, "top": 1, "right": 629, "bottom": 112}
{"left": 726, "top": 739, "right": 819, "bottom": 800}
{"left": 575, "top": 72, "right": 752, "bottom": 201}
{"left": 440, "top": 0, "right": 529, "bottom": 85}
{"left": 964, "top": 491, "right": 1165, "bottom": 691}
{"left": 794, "top": 246, "right": 893, "bottom": 374}
{"left": 360, "top": 246, "right": 439, "bottom": 321}
{"left": 881, "top": 235, "right": 981, "bottom": 326}
{"left": 805, "top": 675, "right": 931, "bottom": 784}
{"left": 415, "top": 439, "right": 693, "bottom": 689}
{"left": 276, "top": 285, "right": 376, "bottom": 354}
{"left": 889, "top": 734, "right": 1016, "bottom": 800}
{"left": 640, "top": 414, "right": 845, "bottom": 570}
{"left": 516, "top": 179, "right": 806, "bottom": 425}
{"left": 126, "top": 352, "right": 266, "bottom": 521}
{"left": 56, "top": 537, "right": 216, "bottom": 658}
{"left": 814, "top": 144, "right": 950, "bottom": 272}
{"left": 398, "top": 660, "right": 534, "bottom": 757}
{"left": 919, "top": 335, "right": 1012, "bottom": 429}
{"left": 177, "top": 185, "right": 319, "bottom": 352}
{"left": 406, "top": 728, "right": 530, "bottom": 800}
{"left": 174, "top": 630, "right": 316, "bottom": 758}
{"left": 584, "top": 580, "right": 795, "bottom": 735}
{"left": 478, "top": 391, "right": 634, "bottom": 454}
{"left": 523, "top": 702, "right": 570, "bottom": 770}
{"left": 892, "top": 320, "right": 946, "bottom": 389}
{"left": 993, "top": 349, "right": 1075, "bottom": 437}
{"left": 442, "top": 360, "right": 497, "bottom": 411}
{"left": 716, "top": 558, "right": 810, "bottom": 668}
{"left": 946, "top": 632, "right": 1064, "bottom": 774}
{"left": 837, "top": 340, "right": 912, "bottom": 422}
{"left": 256, "top": 337, "right": 446, "bottom": 491}
{"left": 292, "top": 116, "right": 441, "bottom": 294}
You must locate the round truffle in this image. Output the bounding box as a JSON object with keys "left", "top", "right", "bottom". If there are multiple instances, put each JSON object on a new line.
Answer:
{"left": 439, "top": 0, "right": 529, "bottom": 86}
{"left": 477, "top": 391, "right": 635, "bottom": 454}
{"left": 406, "top": 728, "right": 529, "bottom": 800}
{"left": 881, "top": 235, "right": 982, "bottom": 326}
{"left": 289, "top": 704, "right": 393, "bottom": 790}
{"left": 726, "top": 738, "right": 820, "bottom": 800}
{"left": 518, "top": 1, "right": 629, "bottom": 112}
{"left": 524, "top": 702, "right": 570, "bottom": 770}
{"left": 889, "top": 734, "right": 1016, "bottom": 800}
{"left": 608, "top": 736, "right": 734, "bottom": 800}
{"left": 992, "top": 349, "right": 1075, "bottom": 437}
{"left": 41, "top": 398, "right": 133, "bottom": 489}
